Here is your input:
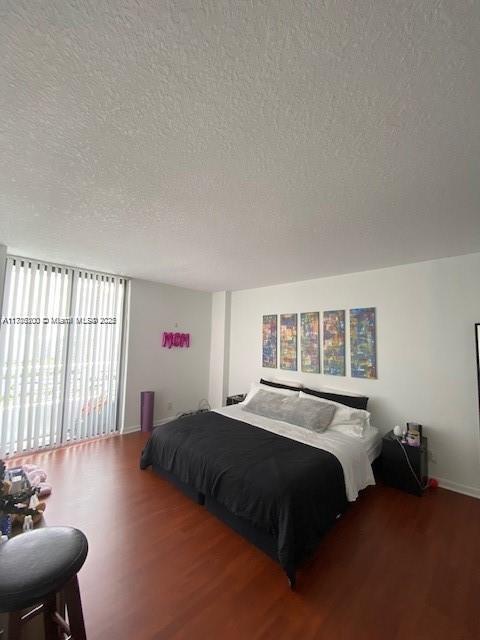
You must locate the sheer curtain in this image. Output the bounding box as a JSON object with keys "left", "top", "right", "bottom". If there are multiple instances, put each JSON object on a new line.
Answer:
{"left": 0, "top": 257, "right": 126, "bottom": 456}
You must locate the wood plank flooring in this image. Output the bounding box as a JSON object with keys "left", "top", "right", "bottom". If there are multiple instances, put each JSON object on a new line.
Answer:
{"left": 10, "top": 432, "right": 480, "bottom": 640}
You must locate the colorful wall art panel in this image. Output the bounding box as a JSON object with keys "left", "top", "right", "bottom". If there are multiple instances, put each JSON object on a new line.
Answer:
{"left": 262, "top": 314, "right": 277, "bottom": 368}
{"left": 301, "top": 312, "right": 320, "bottom": 373}
{"left": 350, "top": 307, "right": 377, "bottom": 378}
{"left": 323, "top": 310, "right": 346, "bottom": 376}
{"left": 280, "top": 313, "right": 298, "bottom": 371}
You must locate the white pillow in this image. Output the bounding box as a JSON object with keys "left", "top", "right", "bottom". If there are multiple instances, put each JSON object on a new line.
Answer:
{"left": 243, "top": 381, "right": 300, "bottom": 404}
{"left": 330, "top": 419, "right": 373, "bottom": 439}
{"left": 298, "top": 391, "right": 370, "bottom": 437}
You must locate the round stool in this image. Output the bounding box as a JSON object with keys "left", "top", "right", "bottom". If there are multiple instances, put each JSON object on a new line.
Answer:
{"left": 0, "top": 526, "right": 88, "bottom": 640}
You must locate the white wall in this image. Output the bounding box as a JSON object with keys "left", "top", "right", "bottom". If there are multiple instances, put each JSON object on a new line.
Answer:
{"left": 227, "top": 253, "right": 480, "bottom": 497}
{"left": 124, "top": 278, "right": 212, "bottom": 430}
{"left": 208, "top": 291, "right": 231, "bottom": 408}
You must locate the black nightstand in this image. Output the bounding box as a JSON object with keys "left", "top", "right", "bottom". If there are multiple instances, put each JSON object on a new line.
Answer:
{"left": 226, "top": 394, "right": 246, "bottom": 406}
{"left": 381, "top": 431, "right": 428, "bottom": 496}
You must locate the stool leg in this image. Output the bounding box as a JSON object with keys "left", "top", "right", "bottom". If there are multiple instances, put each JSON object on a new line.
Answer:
{"left": 43, "top": 593, "right": 59, "bottom": 640}
{"left": 56, "top": 590, "right": 66, "bottom": 639}
{"left": 63, "top": 575, "right": 87, "bottom": 640}
{"left": 7, "top": 611, "right": 22, "bottom": 640}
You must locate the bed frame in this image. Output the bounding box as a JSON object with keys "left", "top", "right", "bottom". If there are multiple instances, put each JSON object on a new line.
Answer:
{"left": 152, "top": 462, "right": 343, "bottom": 588}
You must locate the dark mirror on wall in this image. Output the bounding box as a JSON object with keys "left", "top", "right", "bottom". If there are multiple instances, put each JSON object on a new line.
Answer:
{"left": 476, "top": 324, "right": 480, "bottom": 412}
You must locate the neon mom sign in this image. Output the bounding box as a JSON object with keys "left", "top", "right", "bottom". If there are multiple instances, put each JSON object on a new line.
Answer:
{"left": 162, "top": 332, "right": 190, "bottom": 349}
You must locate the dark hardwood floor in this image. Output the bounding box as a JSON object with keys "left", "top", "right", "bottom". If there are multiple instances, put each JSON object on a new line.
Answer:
{"left": 12, "top": 432, "right": 480, "bottom": 640}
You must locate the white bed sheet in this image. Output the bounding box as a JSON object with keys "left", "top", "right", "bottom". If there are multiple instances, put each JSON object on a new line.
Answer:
{"left": 214, "top": 404, "right": 376, "bottom": 502}
{"left": 361, "top": 426, "right": 382, "bottom": 463}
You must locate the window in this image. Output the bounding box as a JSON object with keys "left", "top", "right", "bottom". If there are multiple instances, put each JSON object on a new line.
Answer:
{"left": 0, "top": 257, "right": 126, "bottom": 455}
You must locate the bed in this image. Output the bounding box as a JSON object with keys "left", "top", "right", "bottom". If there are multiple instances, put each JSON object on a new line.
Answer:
{"left": 140, "top": 387, "right": 380, "bottom": 588}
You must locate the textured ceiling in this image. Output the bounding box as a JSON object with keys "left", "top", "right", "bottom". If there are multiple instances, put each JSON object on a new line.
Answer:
{"left": 0, "top": 1, "right": 479, "bottom": 291}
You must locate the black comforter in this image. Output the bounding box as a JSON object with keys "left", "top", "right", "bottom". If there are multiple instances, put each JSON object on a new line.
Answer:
{"left": 140, "top": 411, "right": 348, "bottom": 572}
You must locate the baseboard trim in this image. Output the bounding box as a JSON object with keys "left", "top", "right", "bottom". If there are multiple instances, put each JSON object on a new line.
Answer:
{"left": 156, "top": 416, "right": 176, "bottom": 426}
{"left": 437, "top": 477, "right": 480, "bottom": 500}
{"left": 122, "top": 424, "right": 141, "bottom": 434}
{"left": 122, "top": 416, "right": 175, "bottom": 434}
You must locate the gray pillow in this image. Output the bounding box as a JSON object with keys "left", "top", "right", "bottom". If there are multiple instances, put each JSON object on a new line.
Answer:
{"left": 282, "top": 397, "right": 336, "bottom": 432}
{"left": 242, "top": 389, "right": 289, "bottom": 422}
{"left": 242, "top": 390, "right": 336, "bottom": 433}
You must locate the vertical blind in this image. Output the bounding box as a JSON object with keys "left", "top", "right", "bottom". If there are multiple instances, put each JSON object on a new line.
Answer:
{"left": 0, "top": 257, "right": 126, "bottom": 455}
{"left": 63, "top": 271, "right": 125, "bottom": 443}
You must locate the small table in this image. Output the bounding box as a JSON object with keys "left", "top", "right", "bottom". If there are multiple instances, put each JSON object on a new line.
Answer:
{"left": 381, "top": 430, "right": 428, "bottom": 496}
{"left": 226, "top": 394, "right": 246, "bottom": 406}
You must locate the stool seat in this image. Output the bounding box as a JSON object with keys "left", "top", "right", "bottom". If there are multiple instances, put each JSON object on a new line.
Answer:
{"left": 0, "top": 526, "right": 88, "bottom": 613}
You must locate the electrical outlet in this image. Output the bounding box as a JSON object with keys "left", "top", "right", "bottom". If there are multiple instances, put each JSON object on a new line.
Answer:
{"left": 167, "top": 401, "right": 173, "bottom": 411}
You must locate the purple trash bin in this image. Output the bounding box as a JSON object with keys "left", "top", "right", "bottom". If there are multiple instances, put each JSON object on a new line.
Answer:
{"left": 140, "top": 391, "right": 154, "bottom": 432}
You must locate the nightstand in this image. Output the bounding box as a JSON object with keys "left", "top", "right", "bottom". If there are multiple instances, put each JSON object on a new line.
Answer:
{"left": 226, "top": 394, "right": 246, "bottom": 406}
{"left": 381, "top": 430, "right": 428, "bottom": 496}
